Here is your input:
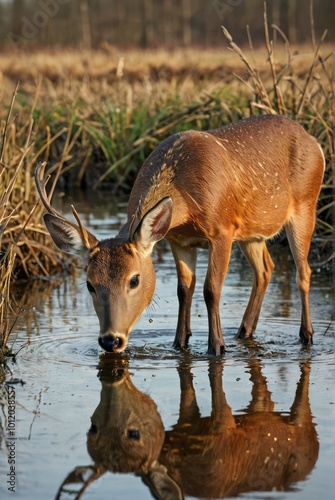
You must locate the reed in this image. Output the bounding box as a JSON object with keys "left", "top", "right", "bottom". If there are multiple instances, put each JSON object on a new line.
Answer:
{"left": 0, "top": 84, "right": 74, "bottom": 357}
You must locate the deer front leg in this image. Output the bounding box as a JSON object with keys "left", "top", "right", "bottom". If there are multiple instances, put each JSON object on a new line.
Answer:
{"left": 204, "top": 238, "right": 232, "bottom": 356}
{"left": 208, "top": 359, "right": 235, "bottom": 428}
{"left": 170, "top": 243, "right": 197, "bottom": 350}
{"left": 290, "top": 361, "right": 312, "bottom": 425}
{"left": 177, "top": 363, "right": 201, "bottom": 423}
{"left": 246, "top": 359, "right": 274, "bottom": 413}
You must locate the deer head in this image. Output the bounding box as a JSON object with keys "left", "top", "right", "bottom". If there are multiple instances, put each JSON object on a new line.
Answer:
{"left": 35, "top": 162, "right": 173, "bottom": 353}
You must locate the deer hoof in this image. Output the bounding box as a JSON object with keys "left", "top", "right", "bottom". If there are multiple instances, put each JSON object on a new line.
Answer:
{"left": 236, "top": 324, "right": 253, "bottom": 339}
{"left": 207, "top": 342, "right": 225, "bottom": 357}
{"left": 299, "top": 327, "right": 314, "bottom": 345}
{"left": 172, "top": 332, "right": 191, "bottom": 351}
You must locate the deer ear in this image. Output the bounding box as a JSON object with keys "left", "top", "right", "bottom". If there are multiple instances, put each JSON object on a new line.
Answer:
{"left": 134, "top": 197, "right": 173, "bottom": 254}
{"left": 56, "top": 465, "right": 105, "bottom": 499}
{"left": 141, "top": 462, "right": 183, "bottom": 500}
{"left": 44, "top": 214, "right": 98, "bottom": 258}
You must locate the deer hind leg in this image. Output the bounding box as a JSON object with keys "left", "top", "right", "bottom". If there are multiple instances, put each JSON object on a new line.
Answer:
{"left": 285, "top": 208, "right": 315, "bottom": 344}
{"left": 236, "top": 240, "right": 274, "bottom": 339}
{"left": 170, "top": 243, "right": 197, "bottom": 350}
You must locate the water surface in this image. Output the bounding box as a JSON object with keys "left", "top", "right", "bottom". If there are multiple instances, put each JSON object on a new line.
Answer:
{"left": 1, "top": 197, "right": 334, "bottom": 499}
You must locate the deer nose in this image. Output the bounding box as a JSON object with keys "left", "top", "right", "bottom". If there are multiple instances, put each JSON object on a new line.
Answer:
{"left": 99, "top": 334, "right": 124, "bottom": 352}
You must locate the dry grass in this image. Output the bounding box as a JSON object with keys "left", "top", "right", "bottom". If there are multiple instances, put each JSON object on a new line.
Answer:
{"left": 1, "top": 43, "right": 332, "bottom": 89}
{"left": 220, "top": 23, "right": 334, "bottom": 240}
{"left": 0, "top": 84, "right": 74, "bottom": 357}
{"left": 2, "top": 42, "right": 332, "bottom": 190}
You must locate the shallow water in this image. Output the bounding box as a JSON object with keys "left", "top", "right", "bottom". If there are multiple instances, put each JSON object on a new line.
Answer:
{"left": 1, "top": 198, "right": 334, "bottom": 500}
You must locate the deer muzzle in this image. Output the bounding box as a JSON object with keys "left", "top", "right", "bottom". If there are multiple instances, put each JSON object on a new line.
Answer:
{"left": 98, "top": 333, "right": 127, "bottom": 353}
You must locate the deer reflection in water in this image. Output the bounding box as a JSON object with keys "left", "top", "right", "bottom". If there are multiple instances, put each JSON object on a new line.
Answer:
{"left": 56, "top": 359, "right": 318, "bottom": 499}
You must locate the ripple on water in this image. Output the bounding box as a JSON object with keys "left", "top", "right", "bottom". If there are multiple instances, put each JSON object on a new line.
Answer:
{"left": 227, "top": 318, "right": 335, "bottom": 362}
{"left": 23, "top": 332, "right": 101, "bottom": 367}
{"left": 19, "top": 317, "right": 334, "bottom": 369}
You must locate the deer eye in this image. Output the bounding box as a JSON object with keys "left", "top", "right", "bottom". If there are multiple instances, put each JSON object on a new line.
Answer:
{"left": 89, "top": 423, "right": 98, "bottom": 434}
{"left": 129, "top": 274, "right": 140, "bottom": 289}
{"left": 87, "top": 281, "right": 95, "bottom": 293}
{"left": 128, "top": 429, "right": 140, "bottom": 440}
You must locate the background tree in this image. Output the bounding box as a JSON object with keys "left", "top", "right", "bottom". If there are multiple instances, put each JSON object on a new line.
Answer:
{"left": 0, "top": 0, "right": 333, "bottom": 49}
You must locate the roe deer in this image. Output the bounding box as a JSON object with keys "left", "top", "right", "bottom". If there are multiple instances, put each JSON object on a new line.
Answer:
{"left": 35, "top": 114, "right": 324, "bottom": 355}
{"left": 56, "top": 359, "right": 318, "bottom": 499}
